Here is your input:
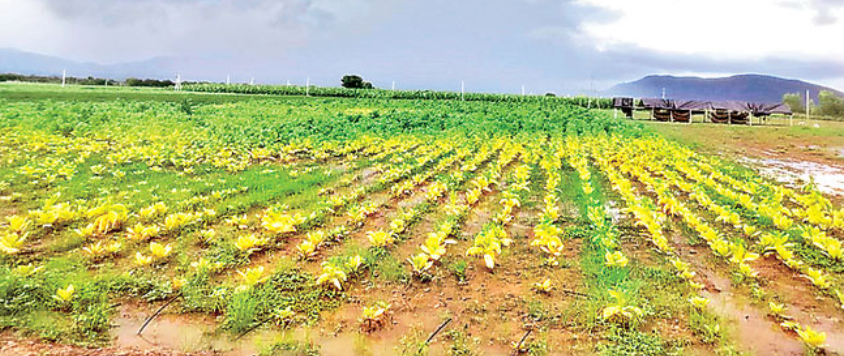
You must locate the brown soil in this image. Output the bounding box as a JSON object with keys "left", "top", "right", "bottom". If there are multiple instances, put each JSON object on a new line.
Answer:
{"left": 0, "top": 333, "right": 219, "bottom": 356}
{"left": 670, "top": 235, "right": 807, "bottom": 356}
{"left": 313, "top": 201, "right": 589, "bottom": 355}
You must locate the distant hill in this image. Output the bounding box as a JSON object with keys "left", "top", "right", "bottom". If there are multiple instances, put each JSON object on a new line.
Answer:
{"left": 606, "top": 74, "right": 843, "bottom": 103}
{"left": 0, "top": 48, "right": 175, "bottom": 80}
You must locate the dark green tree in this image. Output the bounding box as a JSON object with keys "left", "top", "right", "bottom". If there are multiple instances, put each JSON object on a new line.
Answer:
{"left": 341, "top": 74, "right": 374, "bottom": 89}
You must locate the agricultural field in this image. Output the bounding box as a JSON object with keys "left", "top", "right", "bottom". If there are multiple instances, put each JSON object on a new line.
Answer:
{"left": 2, "top": 83, "right": 844, "bottom": 356}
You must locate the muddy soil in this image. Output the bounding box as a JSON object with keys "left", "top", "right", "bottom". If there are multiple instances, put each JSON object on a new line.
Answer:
{"left": 0, "top": 333, "right": 219, "bottom": 356}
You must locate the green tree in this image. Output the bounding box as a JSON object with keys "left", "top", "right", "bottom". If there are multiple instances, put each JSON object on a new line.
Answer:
{"left": 341, "top": 74, "right": 374, "bottom": 89}
{"left": 782, "top": 93, "right": 804, "bottom": 114}
{"left": 817, "top": 90, "right": 844, "bottom": 117}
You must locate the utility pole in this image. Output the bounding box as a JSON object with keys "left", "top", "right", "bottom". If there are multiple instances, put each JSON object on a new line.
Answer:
{"left": 806, "top": 90, "right": 811, "bottom": 120}
{"left": 61, "top": 69, "right": 66, "bottom": 87}
{"left": 461, "top": 81, "right": 465, "bottom": 101}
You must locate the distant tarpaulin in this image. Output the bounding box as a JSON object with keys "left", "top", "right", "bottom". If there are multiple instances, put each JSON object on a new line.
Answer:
{"left": 638, "top": 98, "right": 675, "bottom": 110}
{"left": 746, "top": 102, "right": 793, "bottom": 116}
{"left": 611, "top": 97, "right": 793, "bottom": 116}
{"left": 612, "top": 97, "right": 635, "bottom": 118}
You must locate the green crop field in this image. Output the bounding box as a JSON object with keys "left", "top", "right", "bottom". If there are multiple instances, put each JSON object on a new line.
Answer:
{"left": 1, "top": 83, "right": 842, "bottom": 355}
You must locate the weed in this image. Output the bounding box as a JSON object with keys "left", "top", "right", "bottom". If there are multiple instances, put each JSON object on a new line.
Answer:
{"left": 598, "top": 327, "right": 678, "bottom": 356}
{"left": 447, "top": 259, "right": 468, "bottom": 283}
{"left": 395, "top": 326, "right": 428, "bottom": 356}
{"left": 224, "top": 289, "right": 260, "bottom": 333}
{"left": 445, "top": 327, "right": 477, "bottom": 356}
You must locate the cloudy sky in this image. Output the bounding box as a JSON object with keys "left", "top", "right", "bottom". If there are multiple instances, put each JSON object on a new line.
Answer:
{"left": 1, "top": 0, "right": 843, "bottom": 94}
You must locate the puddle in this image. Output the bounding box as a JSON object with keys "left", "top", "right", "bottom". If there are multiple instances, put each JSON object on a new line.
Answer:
{"left": 741, "top": 157, "right": 844, "bottom": 196}
{"left": 291, "top": 304, "right": 452, "bottom": 356}
{"left": 111, "top": 304, "right": 273, "bottom": 355}
{"left": 700, "top": 274, "right": 805, "bottom": 356}
{"left": 754, "top": 261, "right": 844, "bottom": 354}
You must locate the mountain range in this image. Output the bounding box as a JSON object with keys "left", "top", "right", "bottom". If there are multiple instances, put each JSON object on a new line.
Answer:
{"left": 2, "top": 48, "right": 842, "bottom": 103}
{"left": 0, "top": 48, "right": 175, "bottom": 80}
{"left": 606, "top": 74, "right": 843, "bottom": 103}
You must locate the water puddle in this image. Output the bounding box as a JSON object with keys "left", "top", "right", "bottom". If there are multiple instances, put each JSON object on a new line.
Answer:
{"left": 753, "top": 261, "right": 844, "bottom": 354}
{"left": 740, "top": 157, "right": 844, "bottom": 196}
{"left": 700, "top": 273, "right": 805, "bottom": 356}
{"left": 111, "top": 304, "right": 274, "bottom": 355}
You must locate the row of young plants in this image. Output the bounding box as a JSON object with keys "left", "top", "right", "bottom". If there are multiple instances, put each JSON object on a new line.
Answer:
{"left": 0, "top": 136, "right": 435, "bottom": 340}
{"left": 204, "top": 138, "right": 515, "bottom": 330}
{"left": 172, "top": 140, "right": 470, "bottom": 331}
{"left": 563, "top": 138, "right": 649, "bottom": 329}
{"left": 0, "top": 134, "right": 417, "bottom": 260}
{"left": 293, "top": 140, "right": 516, "bottom": 333}
{"left": 465, "top": 143, "right": 531, "bottom": 271}
{"left": 592, "top": 135, "right": 829, "bottom": 351}
{"left": 186, "top": 138, "right": 461, "bottom": 278}
{"left": 529, "top": 142, "right": 566, "bottom": 268}
{"left": 637, "top": 137, "right": 844, "bottom": 305}
{"left": 405, "top": 140, "right": 508, "bottom": 278}
{"left": 584, "top": 135, "right": 755, "bottom": 352}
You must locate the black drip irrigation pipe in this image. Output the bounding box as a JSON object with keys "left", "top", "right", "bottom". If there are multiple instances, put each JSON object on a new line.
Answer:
{"left": 137, "top": 293, "right": 181, "bottom": 335}
{"left": 234, "top": 315, "right": 276, "bottom": 341}
{"left": 511, "top": 329, "right": 533, "bottom": 356}
{"left": 418, "top": 317, "right": 452, "bottom": 353}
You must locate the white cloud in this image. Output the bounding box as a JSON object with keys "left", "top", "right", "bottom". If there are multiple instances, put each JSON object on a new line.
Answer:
{"left": 0, "top": 0, "right": 387, "bottom": 63}
{"left": 575, "top": 0, "right": 844, "bottom": 61}
{"left": 0, "top": 0, "right": 59, "bottom": 53}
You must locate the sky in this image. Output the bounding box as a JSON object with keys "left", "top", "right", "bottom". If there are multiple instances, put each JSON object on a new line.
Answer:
{"left": 0, "top": 0, "right": 843, "bottom": 94}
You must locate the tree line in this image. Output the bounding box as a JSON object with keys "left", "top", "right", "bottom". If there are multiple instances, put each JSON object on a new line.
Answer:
{"left": 0, "top": 73, "right": 187, "bottom": 87}
{"left": 783, "top": 91, "right": 844, "bottom": 117}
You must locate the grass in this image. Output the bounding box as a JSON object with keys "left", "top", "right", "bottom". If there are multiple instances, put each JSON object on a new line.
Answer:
{"left": 259, "top": 336, "right": 321, "bottom": 356}
{"left": 444, "top": 328, "right": 478, "bottom": 355}
{"left": 222, "top": 265, "right": 346, "bottom": 334}
{"left": 0, "top": 256, "right": 174, "bottom": 345}
{"left": 638, "top": 118, "right": 844, "bottom": 163}
{"left": 597, "top": 327, "right": 676, "bottom": 356}
{"left": 555, "top": 164, "right": 703, "bottom": 354}
{"left": 446, "top": 259, "right": 468, "bottom": 283}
